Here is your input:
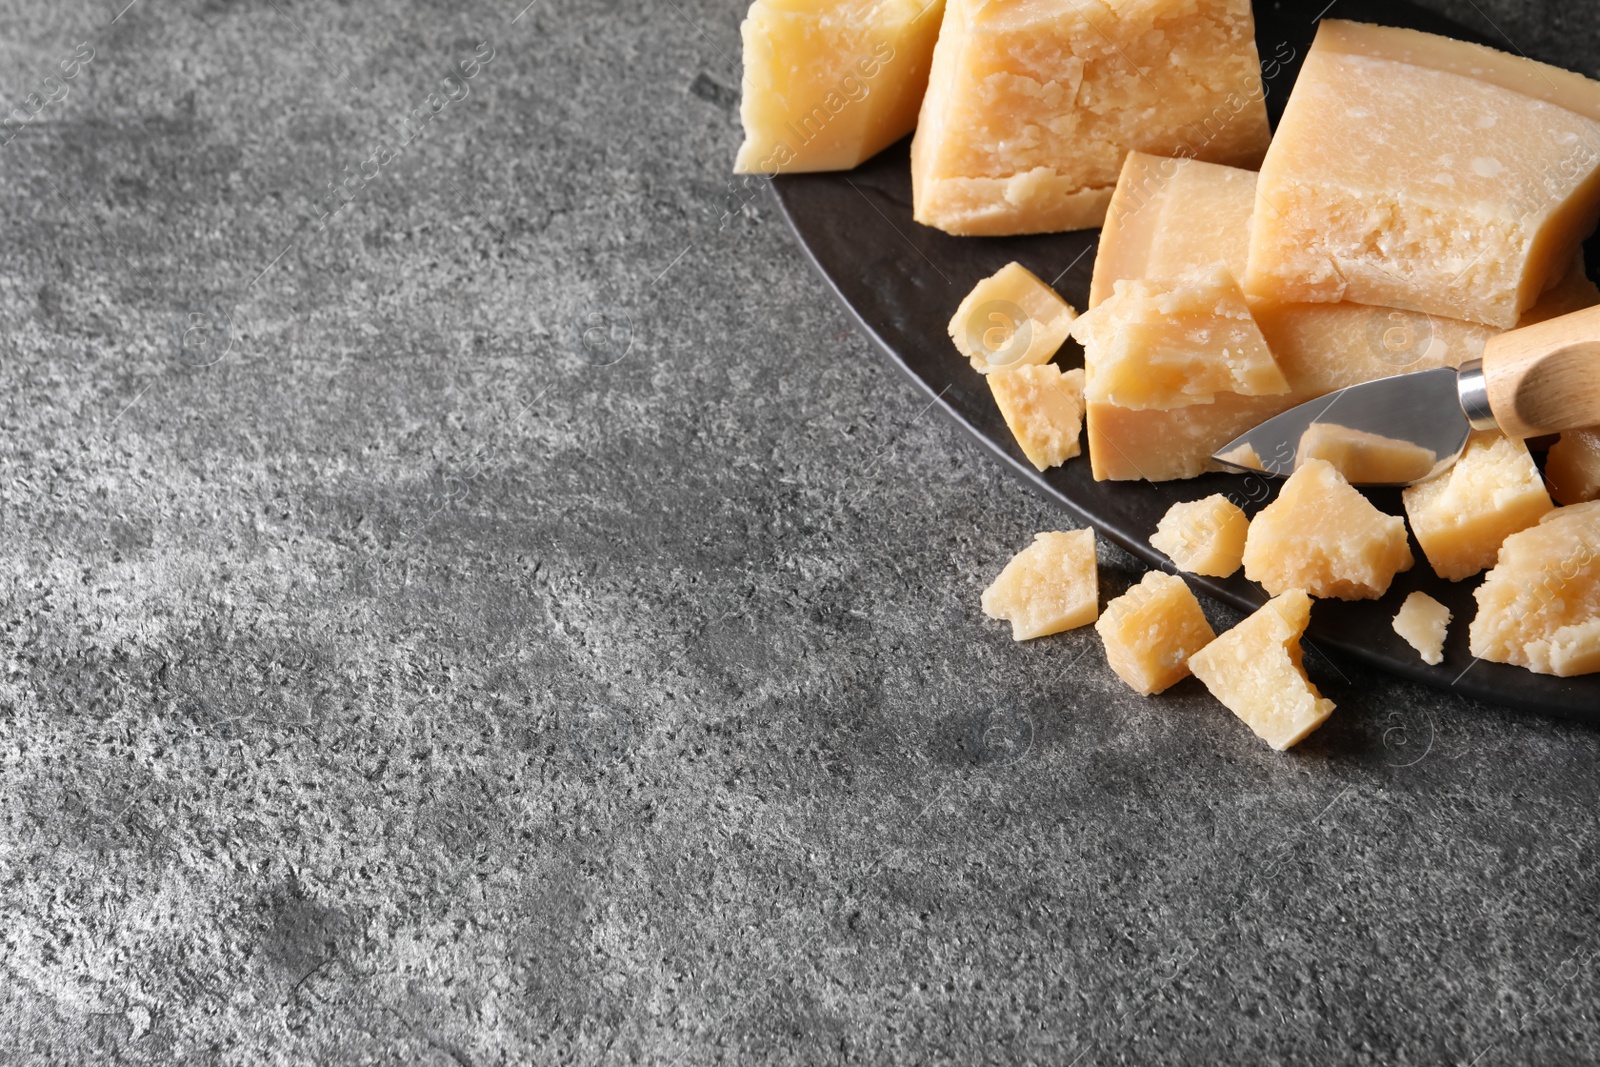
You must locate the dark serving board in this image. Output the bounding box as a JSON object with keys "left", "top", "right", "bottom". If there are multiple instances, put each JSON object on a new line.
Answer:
{"left": 771, "top": 0, "right": 1600, "bottom": 719}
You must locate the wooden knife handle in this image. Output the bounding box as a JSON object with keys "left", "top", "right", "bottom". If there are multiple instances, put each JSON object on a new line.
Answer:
{"left": 1483, "top": 303, "right": 1600, "bottom": 439}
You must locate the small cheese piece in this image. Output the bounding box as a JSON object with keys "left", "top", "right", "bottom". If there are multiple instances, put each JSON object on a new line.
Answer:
{"left": 1095, "top": 572, "right": 1216, "bottom": 696}
{"left": 1073, "top": 269, "right": 1288, "bottom": 410}
{"left": 988, "top": 364, "right": 1086, "bottom": 472}
{"left": 1189, "top": 590, "right": 1336, "bottom": 751}
{"left": 734, "top": 0, "right": 946, "bottom": 174}
{"left": 1150, "top": 495, "right": 1249, "bottom": 578}
{"left": 1393, "top": 591, "right": 1453, "bottom": 666}
{"left": 1245, "top": 20, "right": 1600, "bottom": 329}
{"left": 1469, "top": 502, "right": 1600, "bottom": 677}
{"left": 949, "top": 262, "right": 1077, "bottom": 373}
{"left": 981, "top": 530, "right": 1099, "bottom": 640}
{"left": 1402, "top": 433, "right": 1554, "bottom": 581}
{"left": 1545, "top": 429, "right": 1600, "bottom": 506}
{"left": 1295, "top": 424, "right": 1439, "bottom": 486}
{"left": 1242, "top": 460, "right": 1414, "bottom": 600}
{"left": 909, "top": 0, "right": 1269, "bottom": 236}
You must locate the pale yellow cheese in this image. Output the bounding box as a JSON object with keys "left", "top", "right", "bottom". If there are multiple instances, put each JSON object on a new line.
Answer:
{"left": 1149, "top": 495, "right": 1249, "bottom": 578}
{"left": 987, "top": 364, "right": 1085, "bottom": 471}
{"left": 1073, "top": 268, "right": 1288, "bottom": 411}
{"left": 1095, "top": 571, "right": 1216, "bottom": 696}
{"left": 1295, "top": 424, "right": 1440, "bottom": 487}
{"left": 1393, "top": 591, "right": 1452, "bottom": 666}
{"left": 1545, "top": 429, "right": 1600, "bottom": 506}
{"left": 909, "top": 0, "right": 1269, "bottom": 236}
{"left": 949, "top": 262, "right": 1077, "bottom": 373}
{"left": 1188, "top": 590, "right": 1336, "bottom": 751}
{"left": 1242, "top": 460, "right": 1414, "bottom": 600}
{"left": 981, "top": 529, "right": 1098, "bottom": 640}
{"left": 735, "top": 0, "right": 946, "bottom": 174}
{"left": 1245, "top": 20, "right": 1600, "bottom": 329}
{"left": 1403, "top": 433, "right": 1554, "bottom": 581}
{"left": 1469, "top": 502, "right": 1600, "bottom": 677}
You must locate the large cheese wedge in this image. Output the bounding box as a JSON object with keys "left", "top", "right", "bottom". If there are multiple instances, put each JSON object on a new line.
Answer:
{"left": 1546, "top": 429, "right": 1600, "bottom": 506}
{"left": 1082, "top": 155, "right": 1596, "bottom": 480}
{"left": 1245, "top": 20, "right": 1600, "bottom": 329}
{"left": 1189, "top": 590, "right": 1336, "bottom": 751}
{"left": 734, "top": 0, "right": 946, "bottom": 174}
{"left": 1242, "top": 460, "right": 1414, "bottom": 601}
{"left": 909, "top": 0, "right": 1269, "bottom": 236}
{"left": 1095, "top": 571, "right": 1215, "bottom": 696}
{"left": 981, "top": 530, "right": 1099, "bottom": 641}
{"left": 1469, "top": 502, "right": 1600, "bottom": 677}
{"left": 1402, "top": 433, "right": 1554, "bottom": 581}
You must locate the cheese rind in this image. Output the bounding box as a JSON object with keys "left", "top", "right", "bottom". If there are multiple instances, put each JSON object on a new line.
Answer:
{"left": 1402, "top": 433, "right": 1554, "bottom": 581}
{"left": 1242, "top": 460, "right": 1414, "bottom": 600}
{"left": 1245, "top": 20, "right": 1600, "bottom": 329}
{"left": 988, "top": 364, "right": 1086, "bottom": 471}
{"left": 1393, "top": 591, "right": 1452, "bottom": 666}
{"left": 1545, "top": 429, "right": 1600, "bottom": 506}
{"left": 1095, "top": 572, "right": 1216, "bottom": 696}
{"left": 909, "top": 0, "right": 1269, "bottom": 236}
{"left": 1073, "top": 269, "right": 1288, "bottom": 411}
{"left": 1188, "top": 590, "right": 1336, "bottom": 751}
{"left": 1469, "top": 502, "right": 1600, "bottom": 677}
{"left": 981, "top": 530, "right": 1099, "bottom": 641}
{"left": 949, "top": 262, "right": 1077, "bottom": 373}
{"left": 1150, "top": 495, "right": 1249, "bottom": 578}
{"left": 734, "top": 0, "right": 946, "bottom": 174}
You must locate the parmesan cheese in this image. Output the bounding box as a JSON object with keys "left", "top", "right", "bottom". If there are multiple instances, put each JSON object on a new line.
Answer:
{"left": 1392, "top": 591, "right": 1452, "bottom": 666}
{"left": 1294, "top": 424, "right": 1440, "bottom": 487}
{"left": 1545, "top": 429, "right": 1600, "bottom": 506}
{"left": 1095, "top": 572, "right": 1216, "bottom": 696}
{"left": 949, "top": 262, "right": 1077, "bottom": 373}
{"left": 987, "top": 364, "right": 1086, "bottom": 472}
{"left": 1150, "top": 495, "right": 1249, "bottom": 578}
{"left": 1402, "top": 433, "right": 1554, "bottom": 581}
{"left": 1469, "top": 502, "right": 1600, "bottom": 677}
{"left": 981, "top": 530, "right": 1099, "bottom": 641}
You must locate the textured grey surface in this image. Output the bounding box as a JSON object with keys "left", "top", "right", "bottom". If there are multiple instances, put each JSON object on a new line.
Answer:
{"left": 2, "top": 0, "right": 1598, "bottom": 1064}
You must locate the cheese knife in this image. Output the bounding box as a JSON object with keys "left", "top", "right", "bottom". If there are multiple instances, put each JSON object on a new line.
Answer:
{"left": 1213, "top": 303, "right": 1600, "bottom": 486}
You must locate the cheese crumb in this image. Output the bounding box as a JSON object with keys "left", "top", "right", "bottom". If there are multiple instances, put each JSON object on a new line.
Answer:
{"left": 949, "top": 262, "right": 1077, "bottom": 374}
{"left": 987, "top": 364, "right": 1085, "bottom": 472}
{"left": 1096, "top": 572, "right": 1217, "bottom": 696}
{"left": 1469, "top": 502, "right": 1600, "bottom": 677}
{"left": 1189, "top": 590, "right": 1337, "bottom": 751}
{"left": 981, "top": 530, "right": 1099, "bottom": 641}
{"left": 1150, "top": 495, "right": 1249, "bottom": 578}
{"left": 1403, "top": 432, "right": 1554, "bottom": 581}
{"left": 1392, "top": 591, "right": 1452, "bottom": 666}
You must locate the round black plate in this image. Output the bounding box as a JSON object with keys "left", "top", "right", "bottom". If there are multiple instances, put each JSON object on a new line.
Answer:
{"left": 771, "top": 0, "right": 1600, "bottom": 719}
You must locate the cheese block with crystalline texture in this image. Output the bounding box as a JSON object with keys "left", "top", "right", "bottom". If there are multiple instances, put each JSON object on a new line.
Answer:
{"left": 949, "top": 262, "right": 1077, "bottom": 374}
{"left": 1095, "top": 572, "right": 1216, "bottom": 696}
{"left": 981, "top": 530, "right": 1099, "bottom": 641}
{"left": 909, "top": 0, "right": 1269, "bottom": 236}
{"left": 734, "top": 0, "right": 946, "bottom": 174}
{"left": 1189, "top": 590, "right": 1336, "bottom": 751}
{"left": 1294, "top": 424, "right": 1440, "bottom": 487}
{"left": 1079, "top": 155, "right": 1598, "bottom": 481}
{"left": 1242, "top": 460, "right": 1414, "bottom": 601}
{"left": 1245, "top": 20, "right": 1600, "bottom": 329}
{"left": 987, "top": 364, "right": 1085, "bottom": 472}
{"left": 1150, "top": 495, "right": 1249, "bottom": 578}
{"left": 1545, "top": 429, "right": 1600, "bottom": 506}
{"left": 1470, "top": 502, "right": 1600, "bottom": 677}
{"left": 1393, "top": 591, "right": 1452, "bottom": 667}
{"left": 1402, "top": 433, "right": 1554, "bottom": 581}
{"left": 1072, "top": 268, "right": 1288, "bottom": 411}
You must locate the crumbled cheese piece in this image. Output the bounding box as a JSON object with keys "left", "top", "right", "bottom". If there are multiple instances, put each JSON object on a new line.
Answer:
{"left": 1150, "top": 495, "right": 1249, "bottom": 578}
{"left": 981, "top": 530, "right": 1099, "bottom": 640}
{"left": 1469, "top": 502, "right": 1600, "bottom": 677}
{"left": 987, "top": 364, "right": 1085, "bottom": 472}
{"left": 1096, "top": 571, "right": 1216, "bottom": 696}
{"left": 1392, "top": 591, "right": 1453, "bottom": 666}
{"left": 1403, "top": 433, "right": 1554, "bottom": 581}
{"left": 949, "top": 262, "right": 1077, "bottom": 373}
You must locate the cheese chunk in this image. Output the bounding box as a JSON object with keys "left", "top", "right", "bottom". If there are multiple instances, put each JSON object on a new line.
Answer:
{"left": 1189, "top": 590, "right": 1336, "bottom": 751}
{"left": 981, "top": 530, "right": 1099, "bottom": 640}
{"left": 1546, "top": 429, "right": 1600, "bottom": 506}
{"left": 988, "top": 364, "right": 1085, "bottom": 472}
{"left": 1073, "top": 269, "right": 1288, "bottom": 411}
{"left": 1095, "top": 572, "right": 1216, "bottom": 696}
{"left": 949, "top": 262, "right": 1077, "bottom": 373}
{"left": 1403, "top": 433, "right": 1554, "bottom": 581}
{"left": 1242, "top": 460, "right": 1414, "bottom": 600}
{"left": 1392, "top": 591, "right": 1452, "bottom": 667}
{"left": 1295, "top": 424, "right": 1440, "bottom": 486}
{"left": 1469, "top": 502, "right": 1600, "bottom": 677}
{"left": 734, "top": 0, "right": 946, "bottom": 174}
{"left": 1245, "top": 20, "right": 1600, "bottom": 329}
{"left": 909, "top": 0, "right": 1269, "bottom": 236}
{"left": 1150, "top": 495, "right": 1249, "bottom": 578}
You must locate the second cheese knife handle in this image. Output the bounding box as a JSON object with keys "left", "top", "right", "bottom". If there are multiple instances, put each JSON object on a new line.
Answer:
{"left": 1480, "top": 303, "right": 1600, "bottom": 439}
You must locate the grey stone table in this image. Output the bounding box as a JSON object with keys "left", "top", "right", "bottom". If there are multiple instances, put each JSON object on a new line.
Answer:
{"left": 2, "top": 0, "right": 1597, "bottom": 1063}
